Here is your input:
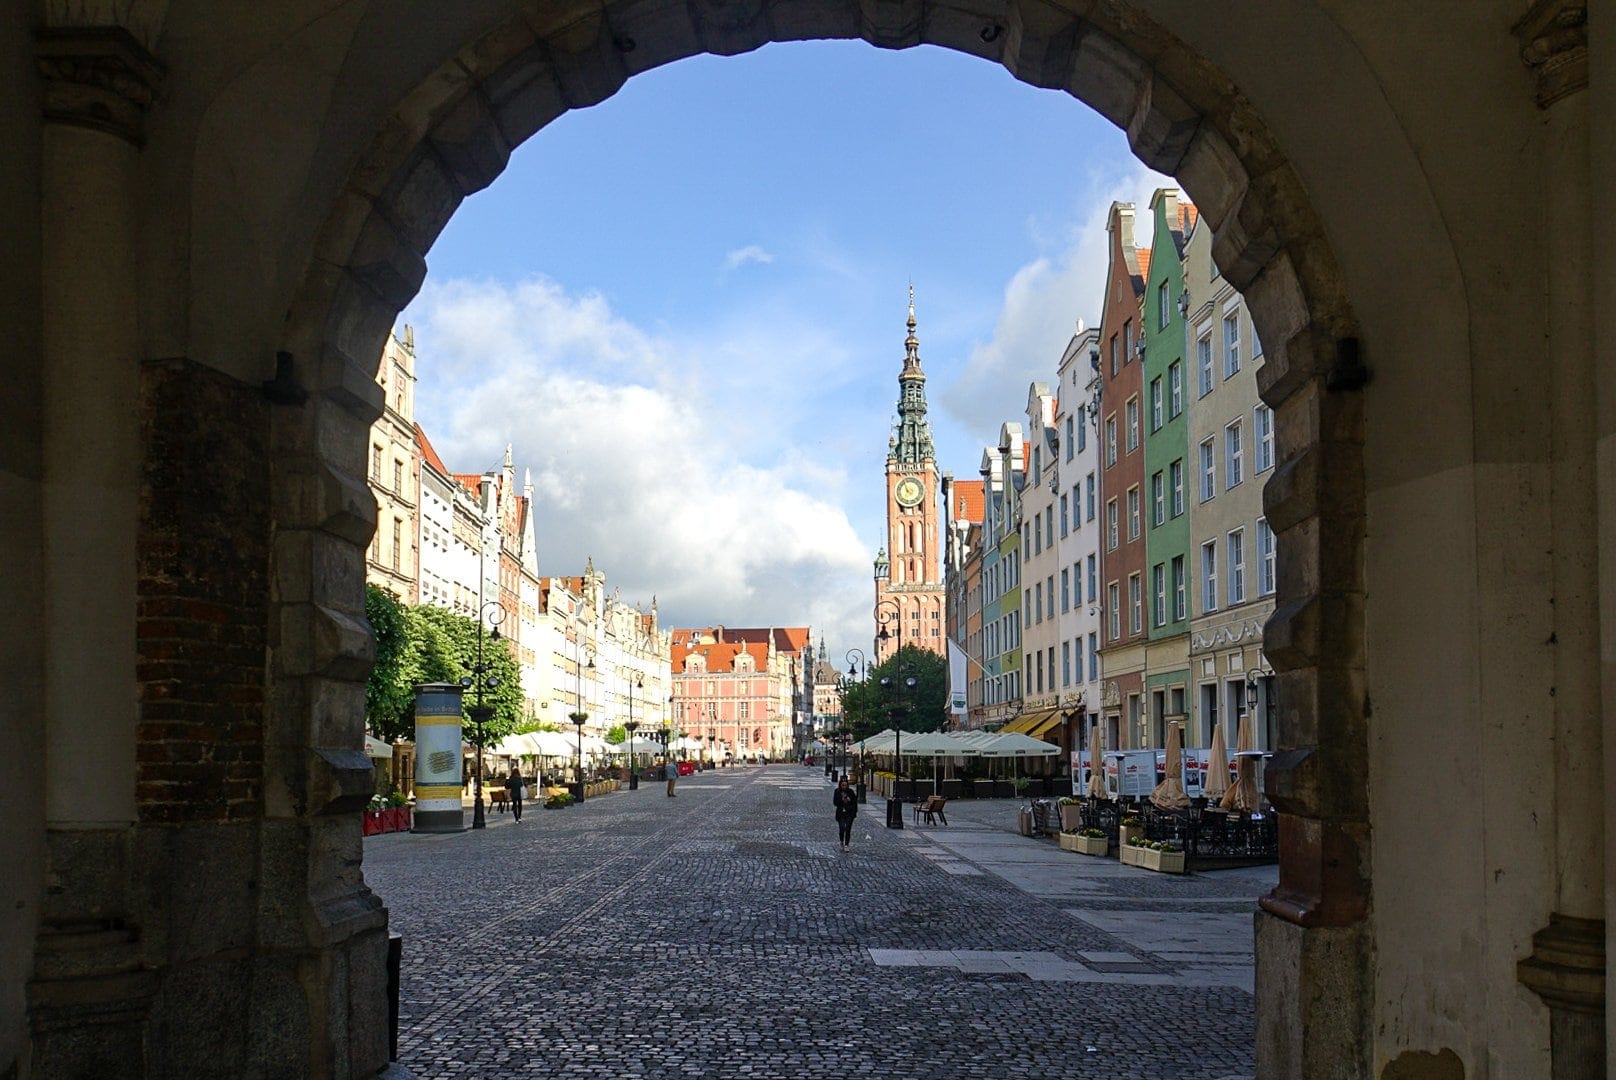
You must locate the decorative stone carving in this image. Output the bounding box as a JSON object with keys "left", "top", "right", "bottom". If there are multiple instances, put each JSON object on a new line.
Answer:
{"left": 1514, "top": 0, "right": 1587, "bottom": 108}
{"left": 35, "top": 26, "right": 163, "bottom": 144}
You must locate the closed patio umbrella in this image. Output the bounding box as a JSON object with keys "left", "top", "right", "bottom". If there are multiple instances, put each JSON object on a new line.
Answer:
{"left": 1150, "top": 720, "right": 1191, "bottom": 810}
{"left": 1203, "top": 722, "right": 1229, "bottom": 801}
{"left": 1220, "top": 715, "right": 1261, "bottom": 812}
{"left": 1086, "top": 724, "right": 1107, "bottom": 799}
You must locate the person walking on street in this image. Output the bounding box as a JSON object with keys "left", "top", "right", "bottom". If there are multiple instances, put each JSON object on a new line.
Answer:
{"left": 665, "top": 758, "right": 678, "bottom": 797}
{"left": 833, "top": 777, "right": 858, "bottom": 849}
{"left": 507, "top": 764, "right": 525, "bottom": 823}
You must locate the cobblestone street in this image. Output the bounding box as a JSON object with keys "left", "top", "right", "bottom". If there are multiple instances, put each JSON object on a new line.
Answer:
{"left": 365, "top": 766, "right": 1273, "bottom": 1079}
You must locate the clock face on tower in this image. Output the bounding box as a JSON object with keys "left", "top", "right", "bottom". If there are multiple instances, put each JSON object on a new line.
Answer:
{"left": 894, "top": 477, "right": 923, "bottom": 508}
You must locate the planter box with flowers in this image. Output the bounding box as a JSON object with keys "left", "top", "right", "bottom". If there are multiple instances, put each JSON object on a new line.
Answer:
{"left": 1059, "top": 828, "right": 1110, "bottom": 856}
{"left": 1120, "top": 838, "right": 1186, "bottom": 874}
{"left": 364, "top": 793, "right": 411, "bottom": 834}
{"left": 1119, "top": 816, "right": 1144, "bottom": 848}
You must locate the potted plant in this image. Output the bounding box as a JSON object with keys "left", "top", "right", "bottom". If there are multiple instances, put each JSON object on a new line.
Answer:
{"left": 1011, "top": 776, "right": 1031, "bottom": 803}
{"left": 1119, "top": 814, "right": 1143, "bottom": 847}
{"left": 544, "top": 790, "right": 574, "bottom": 809}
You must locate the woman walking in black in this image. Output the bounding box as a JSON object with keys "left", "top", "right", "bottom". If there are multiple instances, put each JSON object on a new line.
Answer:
{"left": 507, "top": 764, "right": 525, "bottom": 823}
{"left": 832, "top": 777, "right": 858, "bottom": 849}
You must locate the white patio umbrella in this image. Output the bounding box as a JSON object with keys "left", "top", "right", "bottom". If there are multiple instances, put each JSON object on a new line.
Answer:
{"left": 974, "top": 732, "right": 1062, "bottom": 757}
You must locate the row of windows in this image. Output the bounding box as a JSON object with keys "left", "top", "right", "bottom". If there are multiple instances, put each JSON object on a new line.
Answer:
{"left": 1097, "top": 519, "right": 1276, "bottom": 643}
{"left": 983, "top": 550, "right": 1021, "bottom": 604}
{"left": 1195, "top": 311, "right": 1263, "bottom": 398}
{"left": 1198, "top": 520, "right": 1277, "bottom": 614}
{"left": 1025, "top": 550, "right": 1101, "bottom": 627}
{"left": 1026, "top": 631, "right": 1103, "bottom": 696}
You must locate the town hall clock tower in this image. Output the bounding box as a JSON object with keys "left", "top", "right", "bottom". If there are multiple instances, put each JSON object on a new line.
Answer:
{"left": 874, "top": 289, "right": 946, "bottom": 663}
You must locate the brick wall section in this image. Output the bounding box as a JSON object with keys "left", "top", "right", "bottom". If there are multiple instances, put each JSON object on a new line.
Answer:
{"left": 137, "top": 359, "right": 270, "bottom": 824}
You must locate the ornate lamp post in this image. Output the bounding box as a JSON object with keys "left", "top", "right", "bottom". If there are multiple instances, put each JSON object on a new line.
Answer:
{"left": 880, "top": 663, "right": 917, "bottom": 829}
{"left": 625, "top": 676, "right": 641, "bottom": 792}
{"left": 460, "top": 601, "right": 505, "bottom": 830}
{"left": 569, "top": 643, "right": 594, "bottom": 803}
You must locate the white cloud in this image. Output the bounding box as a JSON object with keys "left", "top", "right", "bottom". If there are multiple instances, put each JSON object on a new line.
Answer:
{"left": 406, "top": 276, "right": 877, "bottom": 649}
{"left": 724, "top": 244, "right": 774, "bottom": 270}
{"left": 938, "top": 163, "right": 1174, "bottom": 441}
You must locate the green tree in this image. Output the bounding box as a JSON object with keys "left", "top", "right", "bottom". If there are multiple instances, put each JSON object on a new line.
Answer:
{"left": 412, "top": 604, "right": 526, "bottom": 742}
{"left": 840, "top": 645, "right": 950, "bottom": 741}
{"left": 365, "top": 585, "right": 414, "bottom": 741}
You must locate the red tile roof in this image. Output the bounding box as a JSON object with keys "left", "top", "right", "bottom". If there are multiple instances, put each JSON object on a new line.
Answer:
{"left": 414, "top": 424, "right": 449, "bottom": 476}
{"left": 952, "top": 480, "right": 985, "bottom": 523}
{"left": 672, "top": 626, "right": 811, "bottom": 654}
{"left": 1136, "top": 249, "right": 1152, "bottom": 281}
{"left": 670, "top": 640, "right": 772, "bottom": 674}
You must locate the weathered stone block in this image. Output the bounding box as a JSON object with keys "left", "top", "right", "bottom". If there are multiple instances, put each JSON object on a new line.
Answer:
{"left": 428, "top": 91, "right": 511, "bottom": 197}
{"left": 318, "top": 343, "right": 386, "bottom": 423}
{"left": 312, "top": 604, "right": 376, "bottom": 681}
{"left": 1001, "top": 0, "right": 1082, "bottom": 90}
{"left": 1067, "top": 25, "right": 1147, "bottom": 128}
{"left": 688, "top": 0, "right": 771, "bottom": 55}
{"left": 382, "top": 148, "right": 463, "bottom": 256}
{"left": 1255, "top": 909, "right": 1370, "bottom": 1078}
{"left": 1212, "top": 188, "right": 1282, "bottom": 291}
{"left": 1126, "top": 73, "right": 1200, "bottom": 174}
{"left": 546, "top": 16, "right": 630, "bottom": 104}
{"left": 347, "top": 212, "right": 428, "bottom": 311}
{"left": 857, "top": 0, "right": 924, "bottom": 50}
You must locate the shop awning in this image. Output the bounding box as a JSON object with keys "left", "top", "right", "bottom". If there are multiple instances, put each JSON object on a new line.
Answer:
{"left": 1024, "top": 712, "right": 1066, "bottom": 739}
{"left": 1002, "top": 707, "right": 1060, "bottom": 735}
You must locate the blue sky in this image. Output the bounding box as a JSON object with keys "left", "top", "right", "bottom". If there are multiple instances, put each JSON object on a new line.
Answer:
{"left": 402, "top": 40, "right": 1169, "bottom": 656}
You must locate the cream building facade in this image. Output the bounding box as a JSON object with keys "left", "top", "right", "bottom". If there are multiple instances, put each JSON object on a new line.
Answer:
{"left": 366, "top": 328, "right": 420, "bottom": 602}
{"left": 1055, "top": 327, "right": 1104, "bottom": 741}
{"left": 1182, "top": 215, "right": 1276, "bottom": 750}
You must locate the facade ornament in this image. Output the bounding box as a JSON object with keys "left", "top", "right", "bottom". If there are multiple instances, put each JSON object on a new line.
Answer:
{"left": 1514, "top": 0, "right": 1587, "bottom": 108}
{"left": 36, "top": 26, "right": 163, "bottom": 145}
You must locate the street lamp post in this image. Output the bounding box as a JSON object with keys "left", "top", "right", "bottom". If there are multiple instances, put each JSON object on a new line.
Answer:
{"left": 461, "top": 601, "right": 505, "bottom": 830}
{"left": 625, "top": 683, "right": 640, "bottom": 792}
{"left": 569, "top": 644, "right": 594, "bottom": 803}
{"left": 880, "top": 664, "right": 917, "bottom": 829}
{"left": 874, "top": 598, "right": 901, "bottom": 663}
{"left": 845, "top": 649, "right": 868, "bottom": 802}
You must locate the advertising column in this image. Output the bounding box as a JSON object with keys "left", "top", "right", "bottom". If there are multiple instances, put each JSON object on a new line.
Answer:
{"left": 412, "top": 682, "right": 466, "bottom": 833}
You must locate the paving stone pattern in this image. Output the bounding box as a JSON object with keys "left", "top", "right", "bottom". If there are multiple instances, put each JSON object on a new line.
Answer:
{"left": 364, "top": 767, "right": 1268, "bottom": 1079}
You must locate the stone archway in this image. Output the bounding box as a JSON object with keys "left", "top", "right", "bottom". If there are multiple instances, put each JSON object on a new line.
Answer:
{"left": 258, "top": 5, "right": 1366, "bottom": 1077}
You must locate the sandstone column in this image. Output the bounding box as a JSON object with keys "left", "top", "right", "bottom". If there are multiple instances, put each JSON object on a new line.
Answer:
{"left": 1512, "top": 4, "right": 1606, "bottom": 1077}
{"left": 28, "top": 25, "right": 163, "bottom": 1075}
